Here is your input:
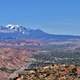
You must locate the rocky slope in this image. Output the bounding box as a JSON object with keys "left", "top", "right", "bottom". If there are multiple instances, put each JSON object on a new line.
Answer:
{"left": 9, "top": 64, "right": 80, "bottom": 80}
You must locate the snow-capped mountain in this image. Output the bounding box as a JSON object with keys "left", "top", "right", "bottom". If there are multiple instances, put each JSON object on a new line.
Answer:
{"left": 0, "top": 24, "right": 27, "bottom": 34}
{"left": 6, "top": 24, "right": 27, "bottom": 32}
{"left": 6, "top": 24, "right": 20, "bottom": 29}
{"left": 0, "top": 24, "right": 80, "bottom": 41}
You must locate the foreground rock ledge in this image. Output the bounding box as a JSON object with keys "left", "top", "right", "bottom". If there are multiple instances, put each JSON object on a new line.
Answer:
{"left": 9, "top": 64, "right": 80, "bottom": 80}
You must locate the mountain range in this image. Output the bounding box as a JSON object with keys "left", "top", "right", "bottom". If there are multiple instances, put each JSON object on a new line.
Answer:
{"left": 0, "top": 24, "right": 80, "bottom": 41}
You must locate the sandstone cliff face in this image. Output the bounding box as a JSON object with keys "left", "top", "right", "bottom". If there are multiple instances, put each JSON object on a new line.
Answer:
{"left": 0, "top": 48, "right": 32, "bottom": 68}
{"left": 0, "top": 48, "right": 32, "bottom": 80}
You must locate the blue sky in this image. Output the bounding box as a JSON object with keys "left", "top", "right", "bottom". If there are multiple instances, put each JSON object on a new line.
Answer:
{"left": 0, "top": 0, "right": 80, "bottom": 35}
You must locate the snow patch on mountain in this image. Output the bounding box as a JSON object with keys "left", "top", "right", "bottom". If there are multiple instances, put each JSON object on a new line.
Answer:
{"left": 6, "top": 24, "right": 19, "bottom": 30}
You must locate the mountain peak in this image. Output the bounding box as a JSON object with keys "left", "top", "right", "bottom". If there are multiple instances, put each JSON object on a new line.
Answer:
{"left": 6, "top": 24, "right": 20, "bottom": 29}
{"left": 5, "top": 24, "right": 27, "bottom": 33}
